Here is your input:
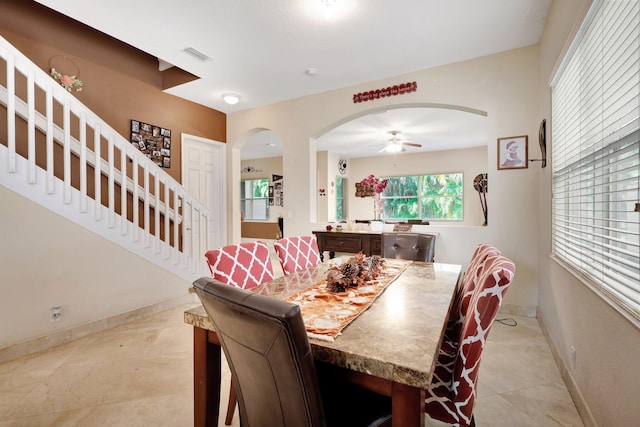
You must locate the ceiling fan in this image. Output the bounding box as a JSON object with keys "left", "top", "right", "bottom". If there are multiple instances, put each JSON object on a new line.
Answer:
{"left": 379, "top": 131, "right": 422, "bottom": 153}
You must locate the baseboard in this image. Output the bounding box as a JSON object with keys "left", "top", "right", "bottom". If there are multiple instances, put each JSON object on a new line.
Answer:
{"left": 0, "top": 293, "right": 199, "bottom": 364}
{"left": 537, "top": 313, "right": 597, "bottom": 427}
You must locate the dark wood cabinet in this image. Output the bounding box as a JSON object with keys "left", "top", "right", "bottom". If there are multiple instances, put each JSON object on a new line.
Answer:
{"left": 312, "top": 230, "right": 382, "bottom": 261}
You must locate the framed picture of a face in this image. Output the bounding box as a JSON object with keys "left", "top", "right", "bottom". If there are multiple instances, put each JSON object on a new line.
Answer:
{"left": 497, "top": 135, "right": 528, "bottom": 170}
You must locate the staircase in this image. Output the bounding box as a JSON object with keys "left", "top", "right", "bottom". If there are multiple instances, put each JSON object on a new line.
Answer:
{"left": 0, "top": 35, "right": 210, "bottom": 282}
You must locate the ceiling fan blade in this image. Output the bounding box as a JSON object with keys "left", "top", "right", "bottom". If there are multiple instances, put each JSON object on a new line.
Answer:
{"left": 403, "top": 142, "right": 422, "bottom": 148}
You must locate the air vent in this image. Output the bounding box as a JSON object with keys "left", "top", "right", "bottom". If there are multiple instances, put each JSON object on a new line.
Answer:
{"left": 181, "top": 47, "right": 211, "bottom": 62}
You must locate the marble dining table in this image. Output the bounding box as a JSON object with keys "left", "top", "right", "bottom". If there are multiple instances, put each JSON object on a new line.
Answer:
{"left": 184, "top": 258, "right": 462, "bottom": 427}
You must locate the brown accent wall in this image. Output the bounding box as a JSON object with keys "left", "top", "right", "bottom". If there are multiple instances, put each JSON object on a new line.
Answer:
{"left": 0, "top": 0, "right": 226, "bottom": 183}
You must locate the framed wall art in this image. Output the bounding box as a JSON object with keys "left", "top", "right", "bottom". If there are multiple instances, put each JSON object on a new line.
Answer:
{"left": 130, "top": 119, "right": 171, "bottom": 168}
{"left": 497, "top": 135, "right": 528, "bottom": 170}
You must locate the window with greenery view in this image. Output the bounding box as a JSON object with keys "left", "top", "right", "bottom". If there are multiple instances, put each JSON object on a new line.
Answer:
{"left": 241, "top": 179, "right": 269, "bottom": 220}
{"left": 380, "top": 174, "right": 463, "bottom": 221}
{"left": 336, "top": 176, "right": 345, "bottom": 220}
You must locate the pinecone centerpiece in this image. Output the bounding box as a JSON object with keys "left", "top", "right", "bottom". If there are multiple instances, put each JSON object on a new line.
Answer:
{"left": 326, "top": 252, "right": 386, "bottom": 293}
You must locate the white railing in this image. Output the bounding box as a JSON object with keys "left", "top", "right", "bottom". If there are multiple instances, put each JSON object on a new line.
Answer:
{"left": 0, "top": 35, "right": 209, "bottom": 281}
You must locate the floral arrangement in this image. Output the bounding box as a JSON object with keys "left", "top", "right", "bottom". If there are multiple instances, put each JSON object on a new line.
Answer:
{"left": 326, "top": 252, "right": 386, "bottom": 293}
{"left": 360, "top": 174, "right": 388, "bottom": 220}
{"left": 50, "top": 68, "right": 84, "bottom": 92}
{"left": 360, "top": 174, "right": 388, "bottom": 194}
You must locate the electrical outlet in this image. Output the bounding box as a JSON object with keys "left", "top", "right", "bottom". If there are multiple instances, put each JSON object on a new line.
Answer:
{"left": 50, "top": 306, "right": 61, "bottom": 323}
{"left": 570, "top": 346, "right": 576, "bottom": 369}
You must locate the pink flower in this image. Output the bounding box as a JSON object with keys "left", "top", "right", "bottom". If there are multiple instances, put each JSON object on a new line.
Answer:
{"left": 360, "top": 174, "right": 388, "bottom": 194}
{"left": 60, "top": 74, "right": 75, "bottom": 86}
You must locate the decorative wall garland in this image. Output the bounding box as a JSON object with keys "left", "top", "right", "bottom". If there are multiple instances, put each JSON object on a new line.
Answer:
{"left": 353, "top": 81, "right": 417, "bottom": 104}
{"left": 49, "top": 55, "right": 84, "bottom": 92}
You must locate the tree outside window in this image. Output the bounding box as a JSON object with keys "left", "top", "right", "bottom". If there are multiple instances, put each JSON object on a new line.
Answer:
{"left": 381, "top": 173, "right": 462, "bottom": 221}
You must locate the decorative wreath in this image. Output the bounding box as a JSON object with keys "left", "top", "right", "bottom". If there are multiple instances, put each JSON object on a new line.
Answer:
{"left": 49, "top": 55, "right": 84, "bottom": 92}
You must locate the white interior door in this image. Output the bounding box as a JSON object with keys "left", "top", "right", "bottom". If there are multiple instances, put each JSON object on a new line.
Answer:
{"left": 181, "top": 134, "right": 227, "bottom": 252}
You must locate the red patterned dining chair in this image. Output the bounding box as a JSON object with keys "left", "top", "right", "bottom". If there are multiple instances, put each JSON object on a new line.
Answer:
{"left": 273, "top": 235, "right": 321, "bottom": 276}
{"left": 204, "top": 241, "right": 275, "bottom": 290}
{"left": 203, "top": 241, "right": 275, "bottom": 425}
{"left": 440, "top": 244, "right": 502, "bottom": 354}
{"left": 425, "top": 253, "right": 515, "bottom": 427}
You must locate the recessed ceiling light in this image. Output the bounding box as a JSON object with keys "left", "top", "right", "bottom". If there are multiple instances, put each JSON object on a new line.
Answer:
{"left": 222, "top": 93, "right": 240, "bottom": 105}
{"left": 305, "top": 68, "right": 318, "bottom": 76}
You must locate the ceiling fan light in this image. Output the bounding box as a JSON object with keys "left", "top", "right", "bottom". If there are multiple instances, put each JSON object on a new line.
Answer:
{"left": 385, "top": 143, "right": 403, "bottom": 153}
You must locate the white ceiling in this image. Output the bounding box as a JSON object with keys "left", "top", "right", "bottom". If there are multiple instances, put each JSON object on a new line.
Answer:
{"left": 33, "top": 0, "right": 551, "bottom": 159}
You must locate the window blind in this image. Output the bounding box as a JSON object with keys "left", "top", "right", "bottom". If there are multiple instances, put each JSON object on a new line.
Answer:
{"left": 551, "top": 0, "right": 640, "bottom": 319}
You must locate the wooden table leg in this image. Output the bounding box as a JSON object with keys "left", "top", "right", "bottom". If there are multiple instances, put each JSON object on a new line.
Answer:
{"left": 391, "top": 382, "right": 425, "bottom": 427}
{"left": 193, "top": 326, "right": 222, "bottom": 427}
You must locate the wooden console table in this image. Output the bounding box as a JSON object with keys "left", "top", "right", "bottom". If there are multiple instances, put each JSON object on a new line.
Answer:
{"left": 312, "top": 230, "right": 382, "bottom": 261}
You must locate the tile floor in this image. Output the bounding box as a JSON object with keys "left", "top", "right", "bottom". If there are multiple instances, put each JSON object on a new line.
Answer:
{"left": 0, "top": 257, "right": 584, "bottom": 426}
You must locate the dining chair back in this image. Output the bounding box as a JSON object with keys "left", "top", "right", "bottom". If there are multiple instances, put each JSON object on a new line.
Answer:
{"left": 274, "top": 235, "right": 321, "bottom": 276}
{"left": 441, "top": 244, "right": 502, "bottom": 353}
{"left": 203, "top": 241, "right": 275, "bottom": 424}
{"left": 425, "top": 253, "right": 515, "bottom": 427}
{"left": 382, "top": 232, "right": 436, "bottom": 262}
{"left": 192, "top": 277, "right": 393, "bottom": 427}
{"left": 204, "top": 241, "right": 274, "bottom": 290}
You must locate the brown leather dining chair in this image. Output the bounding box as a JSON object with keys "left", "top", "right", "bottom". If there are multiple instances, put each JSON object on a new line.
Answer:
{"left": 193, "top": 277, "right": 392, "bottom": 427}
{"left": 382, "top": 232, "right": 436, "bottom": 262}
{"left": 203, "top": 241, "right": 275, "bottom": 425}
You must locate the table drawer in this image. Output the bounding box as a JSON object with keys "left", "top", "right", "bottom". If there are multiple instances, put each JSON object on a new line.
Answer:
{"left": 371, "top": 236, "right": 382, "bottom": 254}
{"left": 324, "top": 236, "right": 363, "bottom": 252}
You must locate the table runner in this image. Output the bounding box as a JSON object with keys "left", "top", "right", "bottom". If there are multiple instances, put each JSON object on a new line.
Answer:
{"left": 285, "top": 259, "right": 412, "bottom": 341}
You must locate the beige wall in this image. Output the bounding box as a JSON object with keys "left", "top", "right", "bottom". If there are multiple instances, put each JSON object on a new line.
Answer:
{"left": 537, "top": 0, "right": 640, "bottom": 425}
{"left": 0, "top": 186, "right": 191, "bottom": 351}
{"left": 228, "top": 45, "right": 541, "bottom": 317}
